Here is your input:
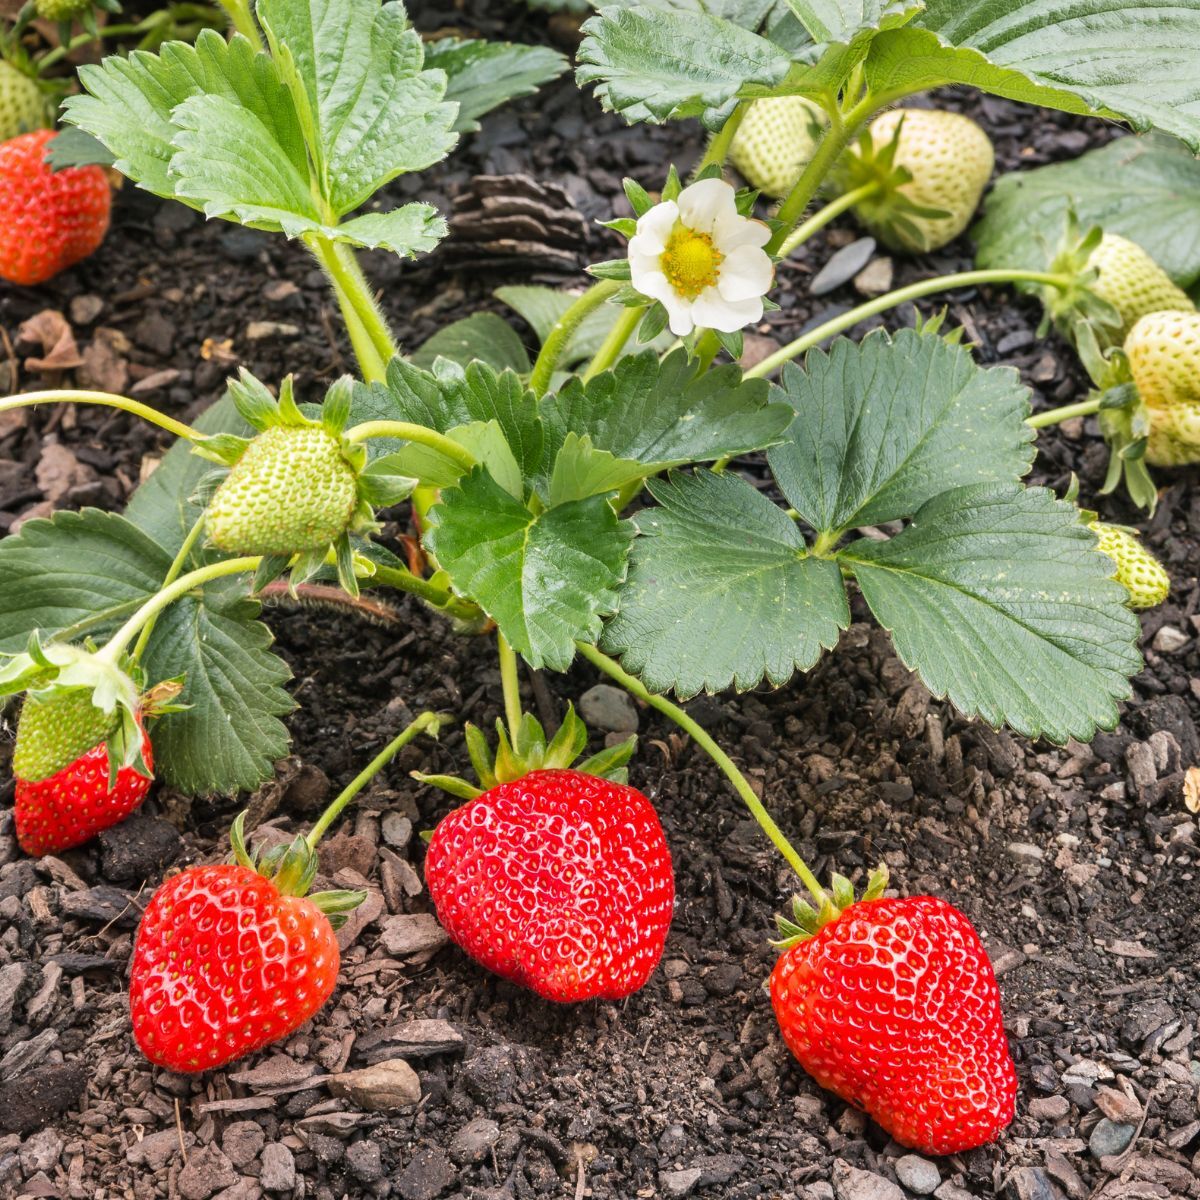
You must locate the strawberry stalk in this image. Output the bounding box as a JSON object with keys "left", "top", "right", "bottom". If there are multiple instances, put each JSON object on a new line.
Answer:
{"left": 1027, "top": 396, "right": 1103, "bottom": 430}
{"left": 305, "top": 710, "right": 451, "bottom": 851}
{"left": 576, "top": 641, "right": 829, "bottom": 910}
{"left": 497, "top": 633, "right": 524, "bottom": 745}
{"left": 129, "top": 512, "right": 209, "bottom": 664}
{"left": 778, "top": 180, "right": 883, "bottom": 257}
{"left": 580, "top": 304, "right": 645, "bottom": 383}
{"left": 692, "top": 99, "right": 751, "bottom": 179}
{"left": 343, "top": 420, "right": 479, "bottom": 471}
{"left": 529, "top": 278, "right": 623, "bottom": 396}
{"left": 216, "top": 0, "right": 262, "bottom": 48}
{"left": 0, "top": 390, "right": 199, "bottom": 442}
{"left": 309, "top": 236, "right": 396, "bottom": 384}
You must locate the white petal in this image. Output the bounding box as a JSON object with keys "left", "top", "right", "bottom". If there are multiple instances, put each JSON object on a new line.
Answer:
{"left": 717, "top": 245, "right": 774, "bottom": 303}
{"left": 661, "top": 293, "right": 696, "bottom": 337}
{"left": 630, "top": 268, "right": 676, "bottom": 307}
{"left": 714, "top": 210, "right": 771, "bottom": 251}
{"left": 632, "top": 200, "right": 678, "bottom": 254}
{"left": 677, "top": 178, "right": 737, "bottom": 234}
{"left": 690, "top": 288, "right": 763, "bottom": 333}
{"left": 629, "top": 247, "right": 666, "bottom": 290}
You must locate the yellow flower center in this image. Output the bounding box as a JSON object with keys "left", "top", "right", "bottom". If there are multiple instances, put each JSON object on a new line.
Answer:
{"left": 661, "top": 224, "right": 723, "bottom": 301}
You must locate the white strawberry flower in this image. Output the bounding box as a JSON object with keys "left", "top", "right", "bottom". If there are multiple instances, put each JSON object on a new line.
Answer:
{"left": 627, "top": 178, "right": 774, "bottom": 337}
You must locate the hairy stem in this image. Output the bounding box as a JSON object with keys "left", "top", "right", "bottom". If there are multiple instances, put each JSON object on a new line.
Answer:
{"left": 0, "top": 391, "right": 199, "bottom": 442}
{"left": 1027, "top": 396, "right": 1103, "bottom": 430}
{"left": 368, "top": 564, "right": 481, "bottom": 622}
{"left": 98, "top": 557, "right": 262, "bottom": 665}
{"left": 216, "top": 0, "right": 263, "bottom": 47}
{"left": 581, "top": 305, "right": 644, "bottom": 383}
{"left": 310, "top": 238, "right": 397, "bottom": 384}
{"left": 305, "top": 711, "right": 448, "bottom": 849}
{"left": 130, "top": 513, "right": 209, "bottom": 664}
{"left": 746, "top": 269, "right": 1076, "bottom": 379}
{"left": 497, "top": 633, "right": 523, "bottom": 742}
{"left": 576, "top": 642, "right": 827, "bottom": 907}
{"left": 692, "top": 100, "right": 750, "bottom": 178}
{"left": 778, "top": 181, "right": 882, "bottom": 257}
{"left": 343, "top": 421, "right": 477, "bottom": 472}
{"left": 529, "top": 280, "right": 622, "bottom": 396}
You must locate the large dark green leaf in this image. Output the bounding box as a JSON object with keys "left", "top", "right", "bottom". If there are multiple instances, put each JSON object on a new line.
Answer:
{"left": 602, "top": 471, "right": 849, "bottom": 696}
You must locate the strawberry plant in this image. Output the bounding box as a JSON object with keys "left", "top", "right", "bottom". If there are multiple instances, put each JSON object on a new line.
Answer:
{"left": 0, "top": 0, "right": 1195, "bottom": 1155}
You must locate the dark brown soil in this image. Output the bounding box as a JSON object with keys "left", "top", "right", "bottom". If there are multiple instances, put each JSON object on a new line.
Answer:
{"left": 1, "top": 3, "right": 1198, "bottom": 1199}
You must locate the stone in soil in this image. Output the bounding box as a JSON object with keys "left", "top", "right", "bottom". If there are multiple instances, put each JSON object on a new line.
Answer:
{"left": 579, "top": 683, "right": 639, "bottom": 733}
{"left": 832, "top": 1161, "right": 903, "bottom": 1200}
{"left": 96, "top": 814, "right": 182, "bottom": 883}
{"left": 328, "top": 1059, "right": 421, "bottom": 1110}
{"left": 894, "top": 1154, "right": 940, "bottom": 1195}
{"left": 177, "top": 1143, "right": 238, "bottom": 1200}
{"left": 0, "top": 1063, "right": 85, "bottom": 1134}
{"left": 1088, "top": 1117, "right": 1136, "bottom": 1159}
{"left": 346, "top": 1138, "right": 385, "bottom": 1182}
{"left": 221, "top": 1120, "right": 265, "bottom": 1169}
{"left": 260, "top": 1143, "right": 296, "bottom": 1191}
{"left": 395, "top": 1146, "right": 457, "bottom": 1200}
{"left": 449, "top": 1117, "right": 500, "bottom": 1165}
{"left": 377, "top": 913, "right": 449, "bottom": 955}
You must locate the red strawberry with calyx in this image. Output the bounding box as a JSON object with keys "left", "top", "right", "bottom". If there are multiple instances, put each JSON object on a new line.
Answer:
{"left": 0, "top": 128, "right": 111, "bottom": 286}
{"left": 420, "top": 708, "right": 674, "bottom": 1002}
{"left": 770, "top": 866, "right": 1017, "bottom": 1155}
{"left": 130, "top": 814, "right": 363, "bottom": 1072}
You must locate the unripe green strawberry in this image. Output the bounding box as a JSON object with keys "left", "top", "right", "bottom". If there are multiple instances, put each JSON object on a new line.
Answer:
{"left": 1087, "top": 235, "right": 1194, "bottom": 342}
{"left": 1125, "top": 311, "right": 1200, "bottom": 466}
{"left": 730, "top": 97, "right": 826, "bottom": 200}
{"left": 34, "top": 0, "right": 92, "bottom": 20}
{"left": 13, "top": 689, "right": 118, "bottom": 782}
{"left": 1090, "top": 522, "right": 1170, "bottom": 609}
{"left": 208, "top": 425, "right": 359, "bottom": 556}
{"left": 0, "top": 62, "right": 50, "bottom": 142}
{"left": 847, "top": 109, "right": 994, "bottom": 253}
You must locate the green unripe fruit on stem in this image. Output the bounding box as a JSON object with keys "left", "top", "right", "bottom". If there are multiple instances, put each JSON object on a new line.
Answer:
{"left": 730, "top": 97, "right": 827, "bottom": 201}
{"left": 14, "top": 690, "right": 118, "bottom": 782}
{"left": 34, "top": 0, "right": 93, "bottom": 20}
{"left": 0, "top": 62, "right": 50, "bottom": 142}
{"left": 1090, "top": 522, "right": 1170, "bottom": 610}
{"left": 208, "top": 425, "right": 359, "bottom": 556}
{"left": 1087, "top": 235, "right": 1194, "bottom": 343}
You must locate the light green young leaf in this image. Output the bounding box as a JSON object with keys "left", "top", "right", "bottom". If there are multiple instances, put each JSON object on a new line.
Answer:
{"left": 256, "top": 0, "right": 458, "bottom": 215}
{"left": 767, "top": 328, "right": 1033, "bottom": 537}
{"left": 974, "top": 137, "right": 1200, "bottom": 290}
{"left": 842, "top": 483, "right": 1142, "bottom": 743}
{"left": 425, "top": 467, "right": 634, "bottom": 671}
{"left": 540, "top": 348, "right": 793, "bottom": 477}
{"left": 601, "top": 471, "right": 849, "bottom": 697}
{"left": 424, "top": 38, "right": 568, "bottom": 133}
{"left": 871, "top": 1, "right": 1200, "bottom": 151}
{"left": 411, "top": 313, "right": 532, "bottom": 374}
{"left": 333, "top": 205, "right": 447, "bottom": 257}
{"left": 384, "top": 421, "right": 524, "bottom": 495}
{"left": 547, "top": 434, "right": 649, "bottom": 506}
{"left": 783, "top": 0, "right": 915, "bottom": 42}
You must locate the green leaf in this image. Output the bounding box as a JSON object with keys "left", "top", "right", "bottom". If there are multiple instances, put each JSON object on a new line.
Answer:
{"left": 783, "top": 0, "right": 911, "bottom": 42}
{"left": 767, "top": 329, "right": 1034, "bottom": 536}
{"left": 44, "top": 127, "right": 114, "bottom": 170}
{"left": 424, "top": 38, "right": 568, "bottom": 133}
{"left": 333, "top": 204, "right": 447, "bottom": 257}
{"left": 540, "top": 348, "right": 794, "bottom": 478}
{"left": 871, "top": 1, "right": 1200, "bottom": 151}
{"left": 841, "top": 483, "right": 1141, "bottom": 743}
{"left": 0, "top": 509, "right": 172, "bottom": 653}
{"left": 601, "top": 471, "right": 849, "bottom": 696}
{"left": 974, "top": 136, "right": 1200, "bottom": 289}
{"left": 576, "top": 5, "right": 791, "bottom": 128}
{"left": 256, "top": 0, "right": 458, "bottom": 215}
{"left": 140, "top": 579, "right": 294, "bottom": 794}
{"left": 425, "top": 467, "right": 634, "bottom": 671}
{"left": 411, "top": 312, "right": 532, "bottom": 374}
{"left": 547, "top": 434, "right": 648, "bottom": 506}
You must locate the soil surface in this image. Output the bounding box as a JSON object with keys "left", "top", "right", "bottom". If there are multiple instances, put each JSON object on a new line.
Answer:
{"left": 1, "top": 3, "right": 1199, "bottom": 1200}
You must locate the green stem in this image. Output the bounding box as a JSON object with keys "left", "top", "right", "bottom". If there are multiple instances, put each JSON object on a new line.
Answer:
{"left": 693, "top": 100, "right": 750, "bottom": 179}
{"left": 497, "top": 633, "right": 523, "bottom": 742}
{"left": 369, "top": 563, "right": 482, "bottom": 623}
{"left": 0, "top": 391, "right": 199, "bottom": 442}
{"left": 1027, "top": 396, "right": 1103, "bottom": 430}
{"left": 746, "top": 269, "right": 1075, "bottom": 380}
{"left": 778, "top": 181, "right": 881, "bottom": 258}
{"left": 305, "top": 711, "right": 448, "bottom": 850}
{"left": 36, "top": 7, "right": 221, "bottom": 69}
{"left": 98, "top": 557, "right": 261, "bottom": 665}
{"left": 217, "top": 0, "right": 263, "bottom": 47}
{"left": 344, "top": 421, "right": 478, "bottom": 472}
{"left": 581, "top": 304, "right": 644, "bottom": 383}
{"left": 130, "top": 513, "right": 208, "bottom": 664}
{"left": 310, "top": 238, "right": 397, "bottom": 384}
{"left": 576, "top": 642, "right": 827, "bottom": 908}
{"left": 529, "top": 280, "right": 622, "bottom": 396}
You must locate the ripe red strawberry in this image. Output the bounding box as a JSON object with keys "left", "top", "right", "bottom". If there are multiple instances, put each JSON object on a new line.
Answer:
{"left": 770, "top": 886, "right": 1017, "bottom": 1155}
{"left": 425, "top": 768, "right": 675, "bottom": 1002}
{"left": 14, "top": 711, "right": 153, "bottom": 857}
{"left": 130, "top": 861, "right": 343, "bottom": 1072}
{"left": 0, "top": 128, "right": 111, "bottom": 286}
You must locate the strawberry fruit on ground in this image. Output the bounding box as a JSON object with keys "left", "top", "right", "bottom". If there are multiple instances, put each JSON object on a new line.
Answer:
{"left": 0, "top": 61, "right": 50, "bottom": 142}
{"left": 841, "top": 109, "right": 994, "bottom": 253}
{"left": 770, "top": 868, "right": 1017, "bottom": 1155}
{"left": 1124, "top": 311, "right": 1200, "bottom": 466}
{"left": 425, "top": 768, "right": 675, "bottom": 1002}
{"left": 0, "top": 128, "right": 111, "bottom": 286}
{"left": 1090, "top": 521, "right": 1170, "bottom": 609}
{"left": 729, "top": 96, "right": 826, "bottom": 200}
{"left": 13, "top": 691, "right": 154, "bottom": 857}
{"left": 130, "top": 819, "right": 362, "bottom": 1072}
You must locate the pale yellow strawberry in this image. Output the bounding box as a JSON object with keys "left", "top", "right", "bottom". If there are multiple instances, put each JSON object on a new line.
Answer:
{"left": 1087, "top": 235, "right": 1193, "bottom": 342}
{"left": 1090, "top": 522, "right": 1170, "bottom": 609}
{"left": 730, "top": 97, "right": 826, "bottom": 200}
{"left": 849, "top": 109, "right": 994, "bottom": 253}
{"left": 1125, "top": 311, "right": 1200, "bottom": 466}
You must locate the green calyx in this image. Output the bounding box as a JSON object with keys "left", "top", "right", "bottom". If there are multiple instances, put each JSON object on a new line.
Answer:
{"left": 1, "top": 636, "right": 146, "bottom": 783}
{"left": 412, "top": 703, "right": 637, "bottom": 801}
{"left": 772, "top": 864, "right": 890, "bottom": 950}
{"left": 229, "top": 811, "right": 365, "bottom": 929}
{"left": 195, "top": 371, "right": 398, "bottom": 598}
{"left": 1041, "top": 215, "right": 1128, "bottom": 350}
